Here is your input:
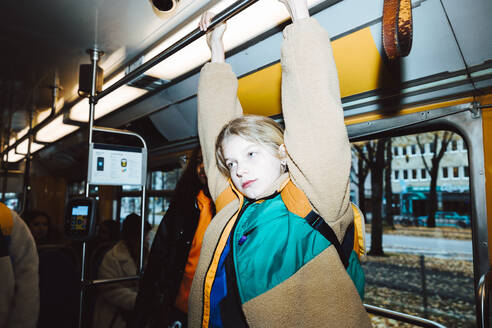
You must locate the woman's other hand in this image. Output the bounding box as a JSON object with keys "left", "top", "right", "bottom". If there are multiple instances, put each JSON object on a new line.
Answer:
{"left": 199, "top": 11, "right": 226, "bottom": 63}
{"left": 278, "top": 0, "right": 309, "bottom": 22}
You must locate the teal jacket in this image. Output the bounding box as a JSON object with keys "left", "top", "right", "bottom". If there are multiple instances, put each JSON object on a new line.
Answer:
{"left": 233, "top": 194, "right": 365, "bottom": 304}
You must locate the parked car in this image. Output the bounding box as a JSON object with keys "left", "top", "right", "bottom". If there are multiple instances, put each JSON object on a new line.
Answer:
{"left": 417, "top": 211, "right": 471, "bottom": 228}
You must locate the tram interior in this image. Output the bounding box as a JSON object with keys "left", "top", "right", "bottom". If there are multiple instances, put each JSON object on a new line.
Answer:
{"left": 1, "top": 0, "right": 492, "bottom": 327}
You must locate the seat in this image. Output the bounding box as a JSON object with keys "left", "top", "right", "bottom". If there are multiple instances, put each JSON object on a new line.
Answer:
{"left": 37, "top": 244, "right": 80, "bottom": 328}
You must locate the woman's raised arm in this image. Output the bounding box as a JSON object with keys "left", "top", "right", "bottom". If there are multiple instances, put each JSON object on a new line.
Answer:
{"left": 280, "top": 0, "right": 353, "bottom": 238}
{"left": 197, "top": 12, "right": 243, "bottom": 202}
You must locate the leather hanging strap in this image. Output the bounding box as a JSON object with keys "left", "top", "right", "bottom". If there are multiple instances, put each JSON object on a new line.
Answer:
{"left": 382, "top": 0, "right": 413, "bottom": 59}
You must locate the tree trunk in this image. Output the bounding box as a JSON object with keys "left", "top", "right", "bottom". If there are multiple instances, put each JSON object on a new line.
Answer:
{"left": 357, "top": 158, "right": 367, "bottom": 219}
{"left": 427, "top": 166, "right": 438, "bottom": 228}
{"left": 385, "top": 138, "right": 394, "bottom": 228}
{"left": 368, "top": 140, "right": 386, "bottom": 256}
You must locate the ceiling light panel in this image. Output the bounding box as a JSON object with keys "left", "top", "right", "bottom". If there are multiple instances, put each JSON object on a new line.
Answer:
{"left": 16, "top": 127, "right": 29, "bottom": 140}
{"left": 69, "top": 72, "right": 148, "bottom": 122}
{"left": 16, "top": 139, "right": 44, "bottom": 155}
{"left": 36, "top": 109, "right": 51, "bottom": 126}
{"left": 7, "top": 149, "right": 24, "bottom": 163}
{"left": 36, "top": 116, "right": 79, "bottom": 143}
{"left": 145, "top": 0, "right": 322, "bottom": 80}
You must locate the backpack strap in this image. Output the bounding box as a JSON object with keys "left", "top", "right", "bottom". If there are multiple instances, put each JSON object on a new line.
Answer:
{"left": 304, "top": 210, "right": 354, "bottom": 269}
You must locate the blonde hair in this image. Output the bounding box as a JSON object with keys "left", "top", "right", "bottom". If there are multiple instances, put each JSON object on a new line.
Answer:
{"left": 216, "top": 115, "right": 285, "bottom": 177}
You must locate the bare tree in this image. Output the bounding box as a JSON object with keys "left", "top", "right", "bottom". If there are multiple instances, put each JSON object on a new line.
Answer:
{"left": 354, "top": 139, "right": 387, "bottom": 256}
{"left": 351, "top": 144, "right": 370, "bottom": 218}
{"left": 416, "top": 131, "right": 454, "bottom": 228}
{"left": 384, "top": 138, "right": 394, "bottom": 228}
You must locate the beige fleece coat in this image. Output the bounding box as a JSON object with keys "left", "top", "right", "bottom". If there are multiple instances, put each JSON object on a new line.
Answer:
{"left": 93, "top": 241, "right": 139, "bottom": 328}
{"left": 190, "top": 18, "right": 371, "bottom": 327}
{"left": 0, "top": 211, "right": 39, "bottom": 328}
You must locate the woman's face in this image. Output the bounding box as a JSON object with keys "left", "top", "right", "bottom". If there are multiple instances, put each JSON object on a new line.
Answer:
{"left": 29, "top": 216, "right": 49, "bottom": 243}
{"left": 222, "top": 135, "right": 284, "bottom": 199}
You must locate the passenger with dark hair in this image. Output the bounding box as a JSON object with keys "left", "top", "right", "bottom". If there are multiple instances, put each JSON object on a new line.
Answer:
{"left": 24, "top": 210, "right": 63, "bottom": 245}
{"left": 97, "top": 219, "right": 120, "bottom": 244}
{"left": 93, "top": 213, "right": 151, "bottom": 328}
{"left": 132, "top": 147, "right": 215, "bottom": 328}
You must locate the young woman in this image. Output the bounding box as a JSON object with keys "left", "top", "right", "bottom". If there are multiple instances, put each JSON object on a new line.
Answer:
{"left": 132, "top": 147, "right": 215, "bottom": 328}
{"left": 189, "top": 0, "right": 371, "bottom": 327}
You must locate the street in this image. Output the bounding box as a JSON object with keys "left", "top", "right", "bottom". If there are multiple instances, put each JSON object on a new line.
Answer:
{"left": 366, "top": 233, "right": 473, "bottom": 260}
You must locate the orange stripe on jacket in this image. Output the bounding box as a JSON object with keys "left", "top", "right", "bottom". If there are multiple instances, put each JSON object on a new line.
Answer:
{"left": 0, "top": 202, "right": 13, "bottom": 236}
{"left": 174, "top": 190, "right": 214, "bottom": 313}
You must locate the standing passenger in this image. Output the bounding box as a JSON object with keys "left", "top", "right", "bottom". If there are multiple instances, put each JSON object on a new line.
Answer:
{"left": 189, "top": 0, "right": 371, "bottom": 327}
{"left": 132, "top": 147, "right": 214, "bottom": 328}
{"left": 0, "top": 202, "right": 39, "bottom": 328}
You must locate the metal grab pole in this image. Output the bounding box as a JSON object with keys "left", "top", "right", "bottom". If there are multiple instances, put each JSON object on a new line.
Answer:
{"left": 96, "top": 0, "right": 258, "bottom": 102}
{"left": 79, "top": 48, "right": 104, "bottom": 328}
{"left": 91, "top": 126, "right": 148, "bottom": 273}
{"left": 2, "top": 101, "right": 14, "bottom": 203}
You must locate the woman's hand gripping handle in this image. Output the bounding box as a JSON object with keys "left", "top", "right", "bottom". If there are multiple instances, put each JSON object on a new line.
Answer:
{"left": 199, "top": 11, "right": 227, "bottom": 63}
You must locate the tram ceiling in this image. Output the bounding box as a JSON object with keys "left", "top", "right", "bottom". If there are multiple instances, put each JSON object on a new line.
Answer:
{"left": 1, "top": 0, "right": 491, "bottom": 165}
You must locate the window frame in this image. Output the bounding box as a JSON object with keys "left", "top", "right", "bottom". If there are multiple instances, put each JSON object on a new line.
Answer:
{"left": 345, "top": 102, "right": 489, "bottom": 321}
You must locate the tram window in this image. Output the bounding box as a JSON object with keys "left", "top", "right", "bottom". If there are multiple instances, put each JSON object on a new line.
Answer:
{"left": 0, "top": 192, "right": 20, "bottom": 211}
{"left": 147, "top": 196, "right": 171, "bottom": 226}
{"left": 151, "top": 166, "right": 183, "bottom": 190}
{"left": 350, "top": 130, "right": 474, "bottom": 327}
{"left": 122, "top": 185, "right": 141, "bottom": 191}
{"left": 120, "top": 197, "right": 141, "bottom": 222}
{"left": 68, "top": 182, "right": 99, "bottom": 196}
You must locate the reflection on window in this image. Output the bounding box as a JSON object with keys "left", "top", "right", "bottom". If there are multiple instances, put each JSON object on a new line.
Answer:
{"left": 122, "top": 185, "right": 142, "bottom": 191}
{"left": 68, "top": 182, "right": 99, "bottom": 196}
{"left": 350, "top": 130, "right": 473, "bottom": 327}
{"left": 120, "top": 197, "right": 141, "bottom": 222}
{"left": 151, "top": 167, "right": 183, "bottom": 190}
